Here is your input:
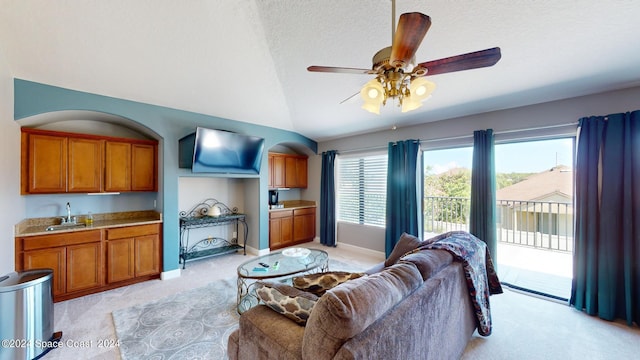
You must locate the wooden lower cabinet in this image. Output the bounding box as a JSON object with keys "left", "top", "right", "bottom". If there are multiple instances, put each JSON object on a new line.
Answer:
{"left": 19, "top": 230, "right": 103, "bottom": 300}
{"left": 293, "top": 207, "right": 316, "bottom": 243}
{"left": 135, "top": 234, "right": 161, "bottom": 276}
{"left": 269, "top": 207, "right": 315, "bottom": 250}
{"left": 106, "top": 238, "right": 136, "bottom": 283}
{"left": 16, "top": 224, "right": 161, "bottom": 302}
{"left": 269, "top": 210, "right": 293, "bottom": 250}
{"left": 106, "top": 224, "right": 161, "bottom": 284}
{"left": 23, "top": 247, "right": 67, "bottom": 297}
{"left": 66, "top": 242, "right": 103, "bottom": 292}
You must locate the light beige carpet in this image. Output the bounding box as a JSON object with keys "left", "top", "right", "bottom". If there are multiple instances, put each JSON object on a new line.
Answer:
{"left": 112, "top": 259, "right": 366, "bottom": 359}
{"left": 113, "top": 278, "right": 238, "bottom": 360}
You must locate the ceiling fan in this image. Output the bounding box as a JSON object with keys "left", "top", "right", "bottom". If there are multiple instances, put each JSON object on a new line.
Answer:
{"left": 307, "top": 0, "right": 501, "bottom": 114}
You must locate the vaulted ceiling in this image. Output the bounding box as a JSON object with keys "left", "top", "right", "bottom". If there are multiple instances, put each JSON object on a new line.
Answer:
{"left": 2, "top": 1, "right": 640, "bottom": 141}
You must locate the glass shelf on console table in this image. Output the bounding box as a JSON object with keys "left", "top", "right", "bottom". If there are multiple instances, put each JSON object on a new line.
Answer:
{"left": 179, "top": 198, "right": 248, "bottom": 269}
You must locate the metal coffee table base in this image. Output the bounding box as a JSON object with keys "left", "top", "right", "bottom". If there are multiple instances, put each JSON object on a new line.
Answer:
{"left": 236, "top": 249, "right": 329, "bottom": 314}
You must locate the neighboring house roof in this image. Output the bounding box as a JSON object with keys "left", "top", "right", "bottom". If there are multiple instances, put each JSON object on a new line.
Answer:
{"left": 496, "top": 165, "right": 573, "bottom": 202}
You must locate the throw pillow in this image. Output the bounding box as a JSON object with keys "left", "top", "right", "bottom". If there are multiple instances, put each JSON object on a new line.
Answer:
{"left": 255, "top": 281, "right": 318, "bottom": 326}
{"left": 384, "top": 232, "right": 423, "bottom": 267}
{"left": 293, "top": 271, "right": 366, "bottom": 296}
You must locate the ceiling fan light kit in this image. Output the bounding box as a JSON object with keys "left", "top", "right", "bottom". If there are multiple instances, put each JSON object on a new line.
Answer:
{"left": 360, "top": 74, "right": 436, "bottom": 114}
{"left": 307, "top": 1, "right": 501, "bottom": 114}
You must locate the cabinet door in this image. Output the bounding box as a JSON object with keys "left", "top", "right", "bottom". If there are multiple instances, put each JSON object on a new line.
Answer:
{"left": 135, "top": 234, "right": 160, "bottom": 277}
{"left": 27, "top": 134, "right": 67, "bottom": 193}
{"left": 131, "top": 144, "right": 157, "bottom": 191}
{"left": 284, "top": 156, "right": 308, "bottom": 188}
{"left": 269, "top": 212, "right": 293, "bottom": 249}
{"left": 295, "top": 157, "right": 308, "bottom": 188}
{"left": 66, "top": 242, "right": 103, "bottom": 292}
{"left": 23, "top": 247, "right": 66, "bottom": 296}
{"left": 293, "top": 214, "right": 315, "bottom": 242}
{"left": 269, "top": 218, "right": 284, "bottom": 249}
{"left": 293, "top": 208, "right": 316, "bottom": 243}
{"left": 268, "top": 155, "right": 274, "bottom": 188}
{"left": 282, "top": 217, "right": 293, "bottom": 245}
{"left": 271, "top": 155, "right": 286, "bottom": 188}
{"left": 68, "top": 137, "right": 103, "bottom": 193}
{"left": 106, "top": 238, "right": 135, "bottom": 283}
{"left": 284, "top": 157, "right": 298, "bottom": 187}
{"left": 105, "top": 141, "right": 132, "bottom": 191}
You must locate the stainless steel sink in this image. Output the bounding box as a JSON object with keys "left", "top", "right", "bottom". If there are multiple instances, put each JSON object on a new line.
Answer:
{"left": 45, "top": 223, "right": 87, "bottom": 232}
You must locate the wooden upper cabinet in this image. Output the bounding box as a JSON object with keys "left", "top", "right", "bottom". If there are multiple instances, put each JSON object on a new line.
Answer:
{"left": 20, "top": 128, "right": 159, "bottom": 194}
{"left": 24, "top": 133, "right": 68, "bottom": 193}
{"left": 105, "top": 141, "right": 132, "bottom": 192}
{"left": 295, "top": 157, "right": 308, "bottom": 188}
{"left": 68, "top": 137, "right": 103, "bottom": 193}
{"left": 269, "top": 153, "right": 307, "bottom": 189}
{"left": 285, "top": 155, "right": 308, "bottom": 188}
{"left": 270, "top": 154, "right": 286, "bottom": 189}
{"left": 131, "top": 144, "right": 157, "bottom": 191}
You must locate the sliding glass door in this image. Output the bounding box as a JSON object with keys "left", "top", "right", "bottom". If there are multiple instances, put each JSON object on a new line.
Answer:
{"left": 423, "top": 137, "right": 575, "bottom": 300}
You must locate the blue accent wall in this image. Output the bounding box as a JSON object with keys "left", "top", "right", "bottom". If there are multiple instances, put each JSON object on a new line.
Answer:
{"left": 14, "top": 79, "right": 317, "bottom": 272}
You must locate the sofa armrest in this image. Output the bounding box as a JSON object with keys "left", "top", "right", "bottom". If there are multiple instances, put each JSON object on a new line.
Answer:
{"left": 234, "top": 304, "right": 306, "bottom": 360}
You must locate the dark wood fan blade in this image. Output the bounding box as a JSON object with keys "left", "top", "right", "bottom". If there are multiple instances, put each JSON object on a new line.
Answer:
{"left": 389, "top": 13, "right": 431, "bottom": 69}
{"left": 415, "top": 47, "right": 501, "bottom": 76}
{"left": 307, "top": 65, "right": 373, "bottom": 74}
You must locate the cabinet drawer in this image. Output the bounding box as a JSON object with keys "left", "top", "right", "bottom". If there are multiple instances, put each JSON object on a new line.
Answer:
{"left": 106, "top": 224, "right": 160, "bottom": 240}
{"left": 293, "top": 207, "right": 315, "bottom": 216}
{"left": 22, "top": 230, "right": 102, "bottom": 251}
{"left": 269, "top": 210, "right": 293, "bottom": 219}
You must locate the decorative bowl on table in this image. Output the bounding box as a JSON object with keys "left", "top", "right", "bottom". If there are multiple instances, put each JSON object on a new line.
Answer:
{"left": 282, "top": 247, "right": 311, "bottom": 258}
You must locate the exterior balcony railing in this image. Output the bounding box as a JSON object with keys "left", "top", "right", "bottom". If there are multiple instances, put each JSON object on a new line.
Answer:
{"left": 424, "top": 196, "right": 573, "bottom": 253}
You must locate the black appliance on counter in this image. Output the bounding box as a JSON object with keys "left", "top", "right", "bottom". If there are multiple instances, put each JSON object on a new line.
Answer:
{"left": 268, "top": 190, "right": 279, "bottom": 206}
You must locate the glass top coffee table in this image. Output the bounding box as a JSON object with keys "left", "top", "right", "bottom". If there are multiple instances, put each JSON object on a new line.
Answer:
{"left": 236, "top": 248, "right": 329, "bottom": 314}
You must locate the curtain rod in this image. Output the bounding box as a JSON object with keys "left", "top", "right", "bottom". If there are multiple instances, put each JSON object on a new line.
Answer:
{"left": 336, "top": 122, "right": 578, "bottom": 154}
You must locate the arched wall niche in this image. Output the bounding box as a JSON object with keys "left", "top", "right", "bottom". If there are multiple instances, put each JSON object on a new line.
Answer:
{"left": 16, "top": 110, "right": 161, "bottom": 140}
{"left": 268, "top": 141, "right": 315, "bottom": 156}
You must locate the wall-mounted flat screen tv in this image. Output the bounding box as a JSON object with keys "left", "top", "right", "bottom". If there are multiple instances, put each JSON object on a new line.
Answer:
{"left": 179, "top": 127, "right": 265, "bottom": 174}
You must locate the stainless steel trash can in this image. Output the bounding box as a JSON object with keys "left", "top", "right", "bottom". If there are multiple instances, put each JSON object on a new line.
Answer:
{"left": 0, "top": 269, "right": 55, "bottom": 360}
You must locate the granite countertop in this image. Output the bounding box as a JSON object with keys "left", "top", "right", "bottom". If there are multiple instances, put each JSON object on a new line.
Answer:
{"left": 15, "top": 210, "right": 163, "bottom": 237}
{"left": 269, "top": 200, "right": 316, "bottom": 212}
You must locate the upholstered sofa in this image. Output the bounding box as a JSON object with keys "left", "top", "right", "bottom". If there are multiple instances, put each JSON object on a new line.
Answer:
{"left": 228, "top": 232, "right": 498, "bottom": 360}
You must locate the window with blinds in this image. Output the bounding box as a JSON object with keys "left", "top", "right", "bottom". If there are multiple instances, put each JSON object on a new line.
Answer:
{"left": 337, "top": 153, "right": 387, "bottom": 227}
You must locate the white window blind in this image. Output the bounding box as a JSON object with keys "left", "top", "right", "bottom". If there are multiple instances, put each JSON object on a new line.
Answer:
{"left": 337, "top": 153, "right": 387, "bottom": 227}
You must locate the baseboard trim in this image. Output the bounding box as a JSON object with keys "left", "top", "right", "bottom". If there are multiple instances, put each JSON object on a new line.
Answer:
{"left": 245, "top": 245, "right": 270, "bottom": 256}
{"left": 336, "top": 241, "right": 386, "bottom": 260}
{"left": 161, "top": 268, "right": 181, "bottom": 280}
{"left": 312, "top": 236, "right": 385, "bottom": 260}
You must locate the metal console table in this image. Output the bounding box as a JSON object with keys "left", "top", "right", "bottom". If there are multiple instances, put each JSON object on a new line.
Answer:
{"left": 179, "top": 198, "right": 247, "bottom": 269}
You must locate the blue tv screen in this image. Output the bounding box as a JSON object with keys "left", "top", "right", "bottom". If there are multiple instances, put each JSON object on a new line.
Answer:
{"left": 180, "top": 127, "right": 265, "bottom": 174}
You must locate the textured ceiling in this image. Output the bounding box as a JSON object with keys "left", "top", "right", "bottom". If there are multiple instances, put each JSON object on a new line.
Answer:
{"left": 2, "top": 1, "right": 640, "bottom": 141}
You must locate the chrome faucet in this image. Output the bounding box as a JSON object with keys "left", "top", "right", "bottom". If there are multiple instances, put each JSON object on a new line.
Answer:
{"left": 66, "top": 202, "right": 72, "bottom": 223}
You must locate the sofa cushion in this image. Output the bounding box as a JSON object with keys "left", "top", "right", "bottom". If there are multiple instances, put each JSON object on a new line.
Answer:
{"left": 384, "top": 232, "right": 423, "bottom": 267}
{"left": 255, "top": 281, "right": 319, "bottom": 325}
{"left": 302, "top": 262, "right": 423, "bottom": 360}
{"left": 292, "top": 271, "right": 366, "bottom": 296}
{"left": 398, "top": 249, "right": 453, "bottom": 280}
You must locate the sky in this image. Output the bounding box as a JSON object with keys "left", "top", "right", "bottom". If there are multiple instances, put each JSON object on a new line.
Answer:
{"left": 424, "top": 138, "right": 575, "bottom": 174}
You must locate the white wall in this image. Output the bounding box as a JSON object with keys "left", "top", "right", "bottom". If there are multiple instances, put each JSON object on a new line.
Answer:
{"left": 0, "top": 49, "right": 24, "bottom": 275}
{"left": 178, "top": 177, "right": 246, "bottom": 214}
{"left": 178, "top": 177, "right": 249, "bottom": 249}
{"left": 319, "top": 85, "right": 640, "bottom": 251}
